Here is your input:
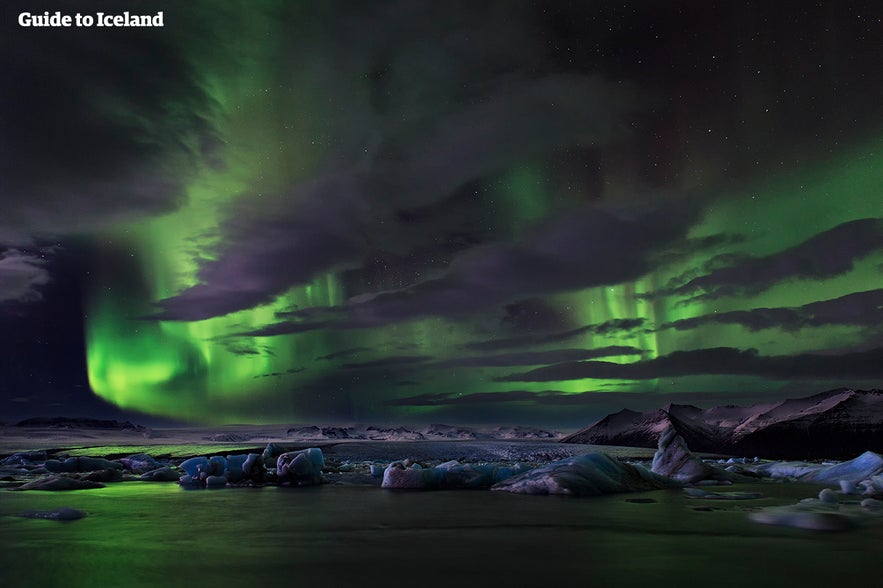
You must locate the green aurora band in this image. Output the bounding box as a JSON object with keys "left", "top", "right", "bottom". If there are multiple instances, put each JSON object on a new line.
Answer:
{"left": 82, "top": 5, "right": 883, "bottom": 424}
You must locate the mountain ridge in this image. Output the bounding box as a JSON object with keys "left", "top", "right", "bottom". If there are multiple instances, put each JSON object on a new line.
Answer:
{"left": 562, "top": 388, "right": 883, "bottom": 459}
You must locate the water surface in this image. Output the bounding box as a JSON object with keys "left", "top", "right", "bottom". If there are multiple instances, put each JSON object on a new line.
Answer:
{"left": 1, "top": 482, "right": 880, "bottom": 587}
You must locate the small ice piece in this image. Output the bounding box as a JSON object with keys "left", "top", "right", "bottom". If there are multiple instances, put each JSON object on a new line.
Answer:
{"left": 205, "top": 475, "right": 227, "bottom": 487}
{"left": 369, "top": 464, "right": 386, "bottom": 478}
{"left": 140, "top": 467, "right": 180, "bottom": 482}
{"left": 20, "top": 507, "right": 87, "bottom": 521}
{"left": 749, "top": 510, "right": 856, "bottom": 532}
{"left": 683, "top": 488, "right": 763, "bottom": 500}
{"left": 651, "top": 427, "right": 736, "bottom": 484}
{"left": 861, "top": 498, "right": 883, "bottom": 511}
{"left": 839, "top": 480, "right": 858, "bottom": 495}
{"left": 861, "top": 498, "right": 882, "bottom": 510}
{"left": 819, "top": 488, "right": 839, "bottom": 504}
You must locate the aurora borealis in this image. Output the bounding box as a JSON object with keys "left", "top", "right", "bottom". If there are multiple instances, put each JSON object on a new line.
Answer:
{"left": 2, "top": 1, "right": 882, "bottom": 426}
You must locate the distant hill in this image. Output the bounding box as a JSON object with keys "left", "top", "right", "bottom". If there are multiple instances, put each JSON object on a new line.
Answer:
{"left": 14, "top": 417, "right": 148, "bottom": 432}
{"left": 562, "top": 388, "right": 883, "bottom": 459}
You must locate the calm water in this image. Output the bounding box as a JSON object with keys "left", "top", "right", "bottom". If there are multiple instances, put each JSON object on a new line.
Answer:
{"left": 1, "top": 482, "right": 881, "bottom": 587}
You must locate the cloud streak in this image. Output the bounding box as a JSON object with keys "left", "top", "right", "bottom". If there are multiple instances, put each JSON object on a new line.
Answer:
{"left": 652, "top": 219, "right": 883, "bottom": 301}
{"left": 496, "top": 346, "right": 883, "bottom": 382}
{"left": 661, "top": 289, "right": 883, "bottom": 332}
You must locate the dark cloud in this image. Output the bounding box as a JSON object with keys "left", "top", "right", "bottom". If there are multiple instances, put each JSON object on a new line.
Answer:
{"left": 654, "top": 219, "right": 883, "bottom": 301}
{"left": 315, "top": 347, "right": 373, "bottom": 361}
{"left": 384, "top": 388, "right": 804, "bottom": 411}
{"left": 152, "top": 73, "right": 635, "bottom": 321}
{"left": 342, "top": 355, "right": 433, "bottom": 369}
{"left": 0, "top": 1, "right": 215, "bottom": 246}
{"left": 337, "top": 197, "right": 700, "bottom": 324}
{"left": 218, "top": 196, "right": 696, "bottom": 335}
{"left": 467, "top": 318, "right": 648, "bottom": 352}
{"left": 496, "top": 346, "right": 883, "bottom": 382}
{"left": 430, "top": 346, "right": 642, "bottom": 369}
{"left": 499, "top": 298, "right": 572, "bottom": 332}
{"left": 252, "top": 367, "right": 305, "bottom": 379}
{"left": 661, "top": 289, "right": 883, "bottom": 332}
{"left": 0, "top": 249, "right": 51, "bottom": 304}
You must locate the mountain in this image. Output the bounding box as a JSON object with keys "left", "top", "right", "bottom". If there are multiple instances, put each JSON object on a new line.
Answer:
{"left": 562, "top": 388, "right": 883, "bottom": 459}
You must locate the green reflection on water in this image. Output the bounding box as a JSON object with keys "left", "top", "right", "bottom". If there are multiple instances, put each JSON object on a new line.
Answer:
{"left": 1, "top": 482, "right": 882, "bottom": 587}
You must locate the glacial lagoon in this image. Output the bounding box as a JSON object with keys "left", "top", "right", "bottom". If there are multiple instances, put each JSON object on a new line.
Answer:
{"left": 2, "top": 480, "right": 882, "bottom": 587}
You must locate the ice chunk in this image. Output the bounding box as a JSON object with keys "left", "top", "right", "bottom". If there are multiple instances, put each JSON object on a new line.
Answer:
{"left": 140, "top": 467, "right": 180, "bottom": 482}
{"left": 839, "top": 480, "right": 858, "bottom": 495}
{"left": 224, "top": 454, "right": 248, "bottom": 482}
{"left": 276, "top": 448, "right": 324, "bottom": 486}
{"left": 205, "top": 475, "right": 228, "bottom": 487}
{"left": 382, "top": 462, "right": 444, "bottom": 489}
{"left": 750, "top": 509, "right": 856, "bottom": 532}
{"left": 683, "top": 488, "right": 763, "bottom": 500}
{"left": 45, "top": 457, "right": 123, "bottom": 473}
{"left": 818, "top": 488, "right": 839, "bottom": 504}
{"left": 20, "top": 507, "right": 87, "bottom": 521}
{"left": 14, "top": 475, "right": 105, "bottom": 491}
{"left": 381, "top": 461, "right": 529, "bottom": 490}
{"left": 861, "top": 498, "right": 882, "bottom": 510}
{"left": 752, "top": 451, "right": 883, "bottom": 485}
{"left": 118, "top": 454, "right": 161, "bottom": 473}
{"left": 242, "top": 453, "right": 262, "bottom": 476}
{"left": 1, "top": 451, "right": 47, "bottom": 466}
{"left": 179, "top": 457, "right": 208, "bottom": 477}
{"left": 492, "top": 453, "right": 681, "bottom": 496}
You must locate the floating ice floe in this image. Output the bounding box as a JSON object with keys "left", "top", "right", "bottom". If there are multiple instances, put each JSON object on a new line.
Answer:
{"left": 19, "top": 507, "right": 87, "bottom": 521}
{"left": 140, "top": 467, "right": 180, "bottom": 482}
{"left": 13, "top": 475, "right": 105, "bottom": 491}
{"left": 683, "top": 488, "right": 763, "bottom": 500}
{"left": 45, "top": 457, "right": 123, "bottom": 473}
{"left": 750, "top": 451, "right": 883, "bottom": 487}
{"left": 749, "top": 486, "right": 883, "bottom": 531}
{"left": 381, "top": 460, "right": 529, "bottom": 490}
{"left": 1, "top": 451, "right": 47, "bottom": 466}
{"left": 491, "top": 453, "right": 680, "bottom": 496}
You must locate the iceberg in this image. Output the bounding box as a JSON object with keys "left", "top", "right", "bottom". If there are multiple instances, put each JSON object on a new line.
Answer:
{"left": 492, "top": 453, "right": 680, "bottom": 496}
{"left": 381, "top": 460, "right": 528, "bottom": 490}
{"left": 651, "top": 427, "right": 740, "bottom": 484}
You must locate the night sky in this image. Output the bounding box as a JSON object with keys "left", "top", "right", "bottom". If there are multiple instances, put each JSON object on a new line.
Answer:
{"left": 2, "top": 1, "right": 882, "bottom": 426}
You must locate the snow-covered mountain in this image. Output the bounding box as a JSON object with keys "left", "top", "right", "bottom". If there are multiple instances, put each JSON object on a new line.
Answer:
{"left": 562, "top": 388, "right": 883, "bottom": 459}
